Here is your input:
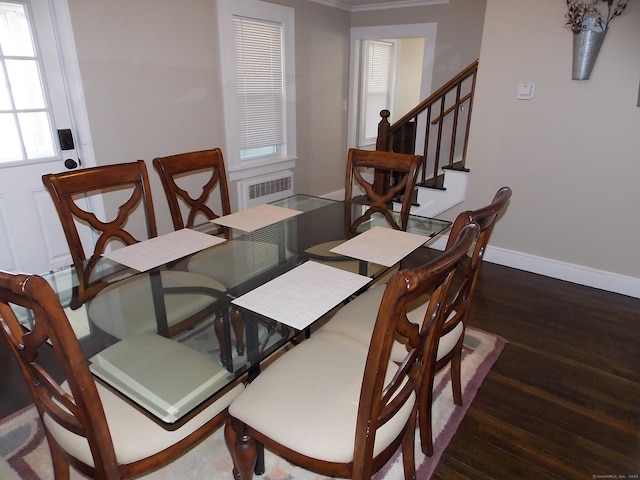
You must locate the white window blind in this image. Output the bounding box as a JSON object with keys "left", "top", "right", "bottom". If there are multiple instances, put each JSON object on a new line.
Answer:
{"left": 232, "top": 16, "right": 284, "bottom": 158}
{"left": 217, "top": 0, "right": 296, "bottom": 180}
{"left": 362, "top": 40, "right": 394, "bottom": 142}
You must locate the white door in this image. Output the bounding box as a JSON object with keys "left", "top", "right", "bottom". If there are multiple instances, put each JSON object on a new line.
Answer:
{"left": 0, "top": 0, "right": 94, "bottom": 274}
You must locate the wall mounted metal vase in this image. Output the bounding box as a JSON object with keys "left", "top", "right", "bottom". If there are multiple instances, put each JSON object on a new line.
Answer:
{"left": 572, "top": 28, "right": 607, "bottom": 80}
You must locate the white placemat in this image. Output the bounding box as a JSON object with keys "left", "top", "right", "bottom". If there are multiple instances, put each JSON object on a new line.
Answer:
{"left": 330, "top": 226, "right": 428, "bottom": 267}
{"left": 211, "top": 204, "right": 302, "bottom": 232}
{"left": 231, "top": 261, "right": 371, "bottom": 330}
{"left": 102, "top": 229, "right": 226, "bottom": 272}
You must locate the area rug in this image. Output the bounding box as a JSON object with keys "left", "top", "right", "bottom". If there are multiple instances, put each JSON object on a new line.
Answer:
{"left": 0, "top": 327, "right": 505, "bottom": 480}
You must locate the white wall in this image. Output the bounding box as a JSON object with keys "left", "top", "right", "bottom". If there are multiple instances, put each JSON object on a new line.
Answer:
{"left": 351, "top": 0, "right": 487, "bottom": 89}
{"left": 454, "top": 0, "right": 640, "bottom": 295}
{"left": 64, "top": 0, "right": 639, "bottom": 296}
{"left": 394, "top": 37, "right": 424, "bottom": 119}
{"left": 67, "top": 0, "right": 351, "bottom": 232}
{"left": 67, "top": 0, "right": 226, "bottom": 235}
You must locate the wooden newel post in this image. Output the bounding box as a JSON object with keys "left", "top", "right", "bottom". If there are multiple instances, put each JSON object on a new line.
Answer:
{"left": 374, "top": 109, "right": 391, "bottom": 196}
{"left": 376, "top": 109, "right": 391, "bottom": 151}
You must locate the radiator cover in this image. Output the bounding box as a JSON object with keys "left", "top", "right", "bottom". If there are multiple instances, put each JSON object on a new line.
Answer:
{"left": 237, "top": 171, "right": 294, "bottom": 210}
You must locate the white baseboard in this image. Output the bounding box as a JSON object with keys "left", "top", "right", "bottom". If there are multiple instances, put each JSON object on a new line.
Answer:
{"left": 428, "top": 235, "right": 640, "bottom": 299}
{"left": 321, "top": 190, "right": 640, "bottom": 299}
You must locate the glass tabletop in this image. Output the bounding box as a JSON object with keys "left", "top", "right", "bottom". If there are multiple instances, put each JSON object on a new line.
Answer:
{"left": 28, "top": 194, "right": 450, "bottom": 426}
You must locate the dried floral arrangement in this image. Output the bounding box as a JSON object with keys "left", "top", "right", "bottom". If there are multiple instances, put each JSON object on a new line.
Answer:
{"left": 565, "top": 0, "right": 628, "bottom": 33}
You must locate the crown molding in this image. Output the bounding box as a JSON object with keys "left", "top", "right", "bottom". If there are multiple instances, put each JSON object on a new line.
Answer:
{"left": 307, "top": 0, "right": 448, "bottom": 13}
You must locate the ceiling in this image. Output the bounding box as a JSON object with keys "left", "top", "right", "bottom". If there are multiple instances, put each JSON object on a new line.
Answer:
{"left": 308, "top": 0, "right": 447, "bottom": 12}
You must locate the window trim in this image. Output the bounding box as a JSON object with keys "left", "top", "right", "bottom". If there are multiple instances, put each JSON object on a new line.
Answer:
{"left": 217, "top": 0, "right": 296, "bottom": 182}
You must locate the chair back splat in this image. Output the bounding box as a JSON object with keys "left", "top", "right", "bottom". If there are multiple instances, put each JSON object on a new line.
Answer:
{"left": 225, "top": 223, "right": 479, "bottom": 480}
{"left": 304, "top": 148, "right": 422, "bottom": 279}
{"left": 42, "top": 161, "right": 156, "bottom": 307}
{"left": 152, "top": 148, "right": 231, "bottom": 231}
{"left": 345, "top": 148, "right": 421, "bottom": 231}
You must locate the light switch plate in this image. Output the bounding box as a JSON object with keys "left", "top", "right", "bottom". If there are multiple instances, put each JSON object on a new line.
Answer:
{"left": 517, "top": 82, "right": 535, "bottom": 100}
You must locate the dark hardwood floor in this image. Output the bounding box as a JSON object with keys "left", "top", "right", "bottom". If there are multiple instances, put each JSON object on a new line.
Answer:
{"left": 432, "top": 261, "right": 640, "bottom": 479}
{"left": 1, "top": 255, "right": 639, "bottom": 478}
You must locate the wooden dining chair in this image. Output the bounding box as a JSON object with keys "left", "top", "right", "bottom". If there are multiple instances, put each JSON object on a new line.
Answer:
{"left": 153, "top": 149, "right": 292, "bottom": 361}
{"left": 153, "top": 149, "right": 243, "bottom": 360}
{"left": 0, "top": 270, "right": 244, "bottom": 479}
{"left": 319, "top": 186, "right": 512, "bottom": 455}
{"left": 224, "top": 223, "right": 479, "bottom": 480}
{"left": 152, "top": 148, "right": 231, "bottom": 232}
{"left": 152, "top": 148, "right": 294, "bottom": 285}
{"left": 305, "top": 148, "right": 422, "bottom": 278}
{"left": 42, "top": 160, "right": 227, "bottom": 340}
{"left": 345, "top": 147, "right": 421, "bottom": 231}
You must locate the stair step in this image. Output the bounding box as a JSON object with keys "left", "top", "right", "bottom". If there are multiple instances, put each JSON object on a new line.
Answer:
{"left": 417, "top": 173, "right": 446, "bottom": 190}
{"left": 392, "top": 189, "right": 420, "bottom": 207}
{"left": 393, "top": 168, "right": 469, "bottom": 218}
{"left": 442, "top": 160, "right": 469, "bottom": 172}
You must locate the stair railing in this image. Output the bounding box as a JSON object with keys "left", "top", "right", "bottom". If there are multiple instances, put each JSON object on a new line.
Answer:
{"left": 375, "top": 59, "right": 479, "bottom": 194}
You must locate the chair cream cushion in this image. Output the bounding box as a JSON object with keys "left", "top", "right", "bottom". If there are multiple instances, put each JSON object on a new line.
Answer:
{"left": 228, "top": 330, "right": 414, "bottom": 463}
{"left": 88, "top": 270, "right": 226, "bottom": 339}
{"left": 321, "top": 284, "right": 463, "bottom": 363}
{"left": 44, "top": 336, "right": 243, "bottom": 467}
{"left": 187, "top": 240, "right": 293, "bottom": 288}
{"left": 88, "top": 334, "right": 232, "bottom": 423}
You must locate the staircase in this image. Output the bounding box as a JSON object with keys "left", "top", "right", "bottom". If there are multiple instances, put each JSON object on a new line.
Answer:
{"left": 374, "top": 60, "right": 479, "bottom": 217}
{"left": 407, "top": 166, "right": 469, "bottom": 217}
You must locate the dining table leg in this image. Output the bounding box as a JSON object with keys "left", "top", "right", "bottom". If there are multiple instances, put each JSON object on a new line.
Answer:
{"left": 214, "top": 309, "right": 234, "bottom": 371}
{"left": 149, "top": 269, "right": 169, "bottom": 337}
{"left": 254, "top": 443, "right": 265, "bottom": 475}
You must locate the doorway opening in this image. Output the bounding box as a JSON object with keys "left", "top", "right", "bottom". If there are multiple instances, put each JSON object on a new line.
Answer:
{"left": 347, "top": 23, "right": 437, "bottom": 151}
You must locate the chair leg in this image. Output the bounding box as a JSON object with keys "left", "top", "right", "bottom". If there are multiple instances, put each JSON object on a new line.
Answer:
{"left": 225, "top": 419, "right": 257, "bottom": 480}
{"left": 419, "top": 375, "right": 435, "bottom": 456}
{"left": 451, "top": 343, "right": 464, "bottom": 406}
{"left": 230, "top": 308, "right": 245, "bottom": 356}
{"left": 44, "top": 432, "right": 71, "bottom": 480}
{"left": 401, "top": 406, "right": 418, "bottom": 480}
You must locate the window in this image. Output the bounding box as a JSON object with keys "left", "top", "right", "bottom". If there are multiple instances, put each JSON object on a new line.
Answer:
{"left": 0, "top": 1, "right": 55, "bottom": 164}
{"left": 359, "top": 39, "right": 396, "bottom": 147}
{"left": 217, "top": 0, "right": 296, "bottom": 181}
{"left": 233, "top": 16, "right": 283, "bottom": 160}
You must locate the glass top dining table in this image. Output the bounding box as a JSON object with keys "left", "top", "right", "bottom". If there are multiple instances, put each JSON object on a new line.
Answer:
{"left": 24, "top": 195, "right": 451, "bottom": 427}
